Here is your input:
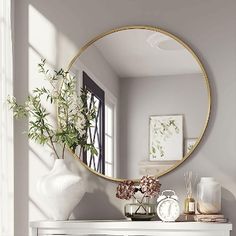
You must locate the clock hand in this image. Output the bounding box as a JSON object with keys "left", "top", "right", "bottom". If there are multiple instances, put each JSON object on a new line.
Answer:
{"left": 168, "top": 203, "right": 171, "bottom": 217}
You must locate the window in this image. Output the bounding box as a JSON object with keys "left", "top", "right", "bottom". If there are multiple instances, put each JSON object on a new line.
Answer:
{"left": 81, "top": 71, "right": 116, "bottom": 178}
{"left": 83, "top": 72, "right": 105, "bottom": 174}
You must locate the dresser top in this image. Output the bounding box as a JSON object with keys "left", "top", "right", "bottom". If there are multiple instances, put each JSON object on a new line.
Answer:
{"left": 30, "top": 220, "right": 232, "bottom": 231}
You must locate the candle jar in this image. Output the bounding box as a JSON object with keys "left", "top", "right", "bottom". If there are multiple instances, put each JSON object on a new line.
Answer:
{"left": 197, "top": 177, "right": 221, "bottom": 214}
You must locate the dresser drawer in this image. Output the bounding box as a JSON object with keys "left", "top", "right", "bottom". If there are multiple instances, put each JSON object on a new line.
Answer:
{"left": 31, "top": 220, "right": 232, "bottom": 236}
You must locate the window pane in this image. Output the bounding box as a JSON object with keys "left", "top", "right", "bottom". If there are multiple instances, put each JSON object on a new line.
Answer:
{"left": 107, "top": 106, "right": 112, "bottom": 136}
{"left": 105, "top": 105, "right": 109, "bottom": 134}
{"left": 105, "top": 105, "right": 112, "bottom": 136}
{"left": 105, "top": 103, "right": 114, "bottom": 177}
{"left": 105, "top": 163, "right": 113, "bottom": 177}
{"left": 105, "top": 136, "right": 113, "bottom": 163}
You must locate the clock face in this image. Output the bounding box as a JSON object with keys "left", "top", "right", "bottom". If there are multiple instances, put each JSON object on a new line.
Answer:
{"left": 157, "top": 198, "right": 180, "bottom": 222}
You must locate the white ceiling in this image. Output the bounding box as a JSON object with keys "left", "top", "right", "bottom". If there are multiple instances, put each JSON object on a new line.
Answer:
{"left": 94, "top": 29, "right": 201, "bottom": 78}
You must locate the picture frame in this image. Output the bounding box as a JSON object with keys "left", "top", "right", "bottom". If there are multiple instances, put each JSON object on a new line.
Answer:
{"left": 149, "top": 115, "right": 183, "bottom": 161}
{"left": 184, "top": 138, "right": 198, "bottom": 155}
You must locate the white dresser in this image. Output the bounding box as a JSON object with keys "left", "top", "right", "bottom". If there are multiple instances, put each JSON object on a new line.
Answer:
{"left": 30, "top": 220, "right": 232, "bottom": 236}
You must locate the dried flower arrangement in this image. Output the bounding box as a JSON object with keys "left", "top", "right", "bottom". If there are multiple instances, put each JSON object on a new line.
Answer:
{"left": 116, "top": 176, "right": 161, "bottom": 220}
{"left": 116, "top": 176, "right": 161, "bottom": 202}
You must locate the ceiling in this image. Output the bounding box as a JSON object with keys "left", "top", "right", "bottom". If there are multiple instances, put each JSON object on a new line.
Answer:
{"left": 94, "top": 29, "right": 201, "bottom": 78}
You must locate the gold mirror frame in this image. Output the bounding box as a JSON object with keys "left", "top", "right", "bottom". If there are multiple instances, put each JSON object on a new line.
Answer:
{"left": 66, "top": 25, "right": 211, "bottom": 182}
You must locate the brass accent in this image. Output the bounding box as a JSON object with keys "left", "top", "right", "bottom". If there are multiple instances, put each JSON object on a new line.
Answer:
{"left": 67, "top": 25, "right": 211, "bottom": 183}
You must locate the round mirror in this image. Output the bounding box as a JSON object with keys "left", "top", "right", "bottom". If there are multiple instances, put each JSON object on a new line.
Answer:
{"left": 68, "top": 26, "right": 211, "bottom": 181}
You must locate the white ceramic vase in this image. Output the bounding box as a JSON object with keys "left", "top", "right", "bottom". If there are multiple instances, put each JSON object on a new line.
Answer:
{"left": 37, "top": 159, "right": 83, "bottom": 220}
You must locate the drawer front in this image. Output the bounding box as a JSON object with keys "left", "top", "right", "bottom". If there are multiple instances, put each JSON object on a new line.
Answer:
{"left": 37, "top": 230, "right": 229, "bottom": 236}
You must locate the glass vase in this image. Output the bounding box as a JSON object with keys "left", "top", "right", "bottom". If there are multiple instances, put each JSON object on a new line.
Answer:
{"left": 197, "top": 177, "right": 221, "bottom": 214}
{"left": 124, "top": 197, "right": 156, "bottom": 221}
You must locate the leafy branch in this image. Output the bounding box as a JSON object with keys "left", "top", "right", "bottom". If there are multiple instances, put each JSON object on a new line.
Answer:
{"left": 8, "top": 59, "right": 97, "bottom": 159}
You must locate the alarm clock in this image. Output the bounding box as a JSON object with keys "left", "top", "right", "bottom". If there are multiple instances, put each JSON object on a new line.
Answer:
{"left": 157, "top": 190, "right": 180, "bottom": 222}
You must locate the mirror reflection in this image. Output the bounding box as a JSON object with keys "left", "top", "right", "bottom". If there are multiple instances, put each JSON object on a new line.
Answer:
{"left": 69, "top": 28, "right": 210, "bottom": 180}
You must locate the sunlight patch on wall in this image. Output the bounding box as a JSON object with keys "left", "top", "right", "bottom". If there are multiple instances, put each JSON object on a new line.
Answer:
{"left": 29, "top": 5, "right": 56, "bottom": 64}
{"left": 57, "top": 31, "right": 78, "bottom": 67}
{"left": 28, "top": 4, "right": 77, "bottom": 68}
{"left": 28, "top": 47, "right": 57, "bottom": 130}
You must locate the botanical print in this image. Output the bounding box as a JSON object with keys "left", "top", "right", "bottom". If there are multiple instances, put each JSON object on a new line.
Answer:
{"left": 185, "top": 138, "right": 198, "bottom": 155}
{"left": 149, "top": 115, "right": 183, "bottom": 161}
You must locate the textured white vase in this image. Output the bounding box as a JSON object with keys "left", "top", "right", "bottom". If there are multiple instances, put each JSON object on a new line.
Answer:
{"left": 37, "top": 159, "right": 83, "bottom": 220}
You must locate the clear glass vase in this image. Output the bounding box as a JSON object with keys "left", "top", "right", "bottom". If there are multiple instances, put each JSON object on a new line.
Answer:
{"left": 124, "top": 197, "right": 156, "bottom": 221}
{"left": 197, "top": 177, "right": 221, "bottom": 214}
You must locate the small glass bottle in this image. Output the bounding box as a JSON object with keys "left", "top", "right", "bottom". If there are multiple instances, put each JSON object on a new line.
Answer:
{"left": 184, "top": 171, "right": 196, "bottom": 215}
{"left": 184, "top": 195, "right": 195, "bottom": 214}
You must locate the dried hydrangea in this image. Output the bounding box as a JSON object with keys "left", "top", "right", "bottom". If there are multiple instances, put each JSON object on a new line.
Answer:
{"left": 116, "top": 180, "right": 136, "bottom": 200}
{"left": 116, "top": 176, "right": 161, "bottom": 201}
{"left": 140, "top": 175, "right": 161, "bottom": 197}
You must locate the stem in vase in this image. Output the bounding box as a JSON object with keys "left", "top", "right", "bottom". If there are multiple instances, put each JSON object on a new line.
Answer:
{"left": 134, "top": 195, "right": 148, "bottom": 214}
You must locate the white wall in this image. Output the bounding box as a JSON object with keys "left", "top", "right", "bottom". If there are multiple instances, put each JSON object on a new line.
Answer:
{"left": 76, "top": 44, "right": 120, "bottom": 99}
{"left": 13, "top": 0, "right": 236, "bottom": 236}
{"left": 119, "top": 74, "right": 208, "bottom": 179}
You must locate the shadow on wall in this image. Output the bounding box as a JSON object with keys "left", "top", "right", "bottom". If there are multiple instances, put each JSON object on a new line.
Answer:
{"left": 73, "top": 190, "right": 124, "bottom": 220}
{"left": 65, "top": 152, "right": 124, "bottom": 220}
{"left": 29, "top": 197, "right": 51, "bottom": 219}
{"left": 222, "top": 188, "right": 236, "bottom": 235}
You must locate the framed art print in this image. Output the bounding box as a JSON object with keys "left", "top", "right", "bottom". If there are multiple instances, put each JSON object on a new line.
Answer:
{"left": 149, "top": 115, "right": 183, "bottom": 161}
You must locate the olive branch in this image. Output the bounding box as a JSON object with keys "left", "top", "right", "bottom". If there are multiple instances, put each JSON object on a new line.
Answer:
{"left": 8, "top": 59, "right": 98, "bottom": 159}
